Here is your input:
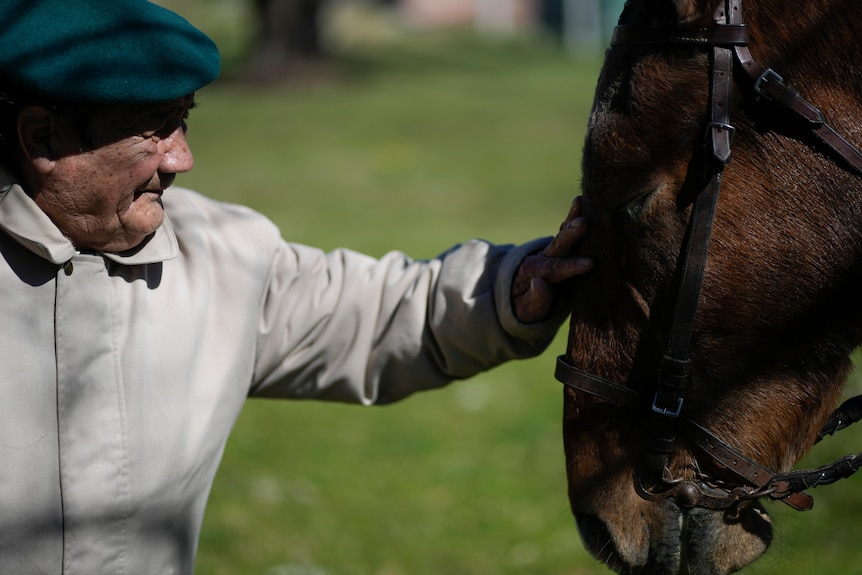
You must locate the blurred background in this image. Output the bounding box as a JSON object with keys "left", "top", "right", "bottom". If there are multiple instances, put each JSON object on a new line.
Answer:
{"left": 152, "top": 1, "right": 862, "bottom": 574}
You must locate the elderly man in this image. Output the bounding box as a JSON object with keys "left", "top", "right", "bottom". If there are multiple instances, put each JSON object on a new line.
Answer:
{"left": 0, "top": 1, "right": 591, "bottom": 573}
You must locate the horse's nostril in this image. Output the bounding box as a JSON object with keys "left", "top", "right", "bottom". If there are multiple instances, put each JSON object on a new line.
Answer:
{"left": 575, "top": 514, "right": 617, "bottom": 564}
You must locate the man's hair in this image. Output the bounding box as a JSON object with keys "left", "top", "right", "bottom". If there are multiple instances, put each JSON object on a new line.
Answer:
{"left": 0, "top": 89, "right": 27, "bottom": 164}
{"left": 0, "top": 85, "right": 98, "bottom": 166}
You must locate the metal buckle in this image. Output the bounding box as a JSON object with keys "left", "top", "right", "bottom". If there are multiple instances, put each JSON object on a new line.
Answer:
{"left": 706, "top": 122, "right": 736, "bottom": 137}
{"left": 754, "top": 68, "right": 785, "bottom": 99}
{"left": 706, "top": 121, "right": 736, "bottom": 165}
{"left": 651, "top": 392, "right": 684, "bottom": 417}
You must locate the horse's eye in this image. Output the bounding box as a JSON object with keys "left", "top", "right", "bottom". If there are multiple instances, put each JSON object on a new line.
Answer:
{"left": 614, "top": 186, "right": 660, "bottom": 222}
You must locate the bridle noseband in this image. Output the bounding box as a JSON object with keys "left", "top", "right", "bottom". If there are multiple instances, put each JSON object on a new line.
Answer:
{"left": 557, "top": 0, "right": 862, "bottom": 512}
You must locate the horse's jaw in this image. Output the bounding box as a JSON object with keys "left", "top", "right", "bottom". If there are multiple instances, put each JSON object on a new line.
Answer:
{"left": 572, "top": 497, "right": 772, "bottom": 575}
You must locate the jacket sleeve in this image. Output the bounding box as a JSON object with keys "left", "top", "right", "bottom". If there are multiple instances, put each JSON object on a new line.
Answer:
{"left": 249, "top": 230, "right": 566, "bottom": 404}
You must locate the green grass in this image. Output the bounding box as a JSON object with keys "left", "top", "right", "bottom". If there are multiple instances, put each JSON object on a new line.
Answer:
{"left": 146, "top": 5, "right": 862, "bottom": 573}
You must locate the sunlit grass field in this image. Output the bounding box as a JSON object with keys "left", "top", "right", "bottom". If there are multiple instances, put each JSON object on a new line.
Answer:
{"left": 156, "top": 3, "right": 862, "bottom": 574}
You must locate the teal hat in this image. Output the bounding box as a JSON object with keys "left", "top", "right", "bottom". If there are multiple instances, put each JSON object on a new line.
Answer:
{"left": 0, "top": 0, "right": 221, "bottom": 104}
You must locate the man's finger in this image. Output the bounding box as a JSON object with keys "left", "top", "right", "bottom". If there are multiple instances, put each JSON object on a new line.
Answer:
{"left": 514, "top": 277, "right": 554, "bottom": 324}
{"left": 533, "top": 255, "right": 594, "bottom": 284}
{"left": 544, "top": 217, "right": 588, "bottom": 258}
{"left": 559, "top": 196, "right": 585, "bottom": 230}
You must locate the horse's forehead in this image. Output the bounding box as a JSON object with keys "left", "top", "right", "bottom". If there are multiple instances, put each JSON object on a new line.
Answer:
{"left": 630, "top": 0, "right": 721, "bottom": 23}
{"left": 673, "top": 0, "right": 703, "bottom": 22}
{"left": 673, "top": 0, "right": 707, "bottom": 21}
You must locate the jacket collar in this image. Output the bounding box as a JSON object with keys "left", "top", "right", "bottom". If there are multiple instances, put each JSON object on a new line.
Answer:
{"left": 0, "top": 170, "right": 179, "bottom": 266}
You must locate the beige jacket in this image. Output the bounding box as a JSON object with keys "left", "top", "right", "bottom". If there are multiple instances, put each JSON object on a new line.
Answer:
{"left": 0, "top": 176, "right": 564, "bottom": 574}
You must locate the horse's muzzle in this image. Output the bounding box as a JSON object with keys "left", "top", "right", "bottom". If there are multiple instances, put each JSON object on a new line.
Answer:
{"left": 574, "top": 500, "right": 772, "bottom": 575}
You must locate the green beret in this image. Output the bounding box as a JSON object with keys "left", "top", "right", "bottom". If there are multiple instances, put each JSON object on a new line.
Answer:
{"left": 0, "top": 0, "right": 221, "bottom": 104}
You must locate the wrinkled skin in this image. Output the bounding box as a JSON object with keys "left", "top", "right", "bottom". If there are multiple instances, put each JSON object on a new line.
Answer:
{"left": 562, "top": 0, "right": 862, "bottom": 573}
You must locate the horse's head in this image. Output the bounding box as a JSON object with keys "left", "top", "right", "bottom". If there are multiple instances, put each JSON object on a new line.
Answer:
{"left": 563, "top": 0, "right": 862, "bottom": 573}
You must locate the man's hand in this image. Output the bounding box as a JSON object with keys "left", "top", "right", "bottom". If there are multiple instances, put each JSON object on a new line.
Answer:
{"left": 512, "top": 197, "right": 592, "bottom": 324}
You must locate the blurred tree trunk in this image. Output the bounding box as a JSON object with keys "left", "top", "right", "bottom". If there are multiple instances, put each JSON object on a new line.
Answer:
{"left": 244, "top": 0, "right": 329, "bottom": 83}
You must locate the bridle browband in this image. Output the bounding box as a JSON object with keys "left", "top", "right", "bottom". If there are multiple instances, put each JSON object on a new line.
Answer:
{"left": 556, "top": 0, "right": 862, "bottom": 512}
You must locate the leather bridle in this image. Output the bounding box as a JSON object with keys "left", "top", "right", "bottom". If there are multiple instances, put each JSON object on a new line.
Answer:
{"left": 556, "top": 0, "right": 862, "bottom": 511}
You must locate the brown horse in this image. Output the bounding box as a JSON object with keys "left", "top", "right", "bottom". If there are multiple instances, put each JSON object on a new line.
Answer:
{"left": 560, "top": 0, "right": 862, "bottom": 573}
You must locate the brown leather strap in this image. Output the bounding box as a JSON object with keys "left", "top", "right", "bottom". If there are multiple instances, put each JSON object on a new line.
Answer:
{"left": 817, "top": 396, "right": 862, "bottom": 441}
{"left": 685, "top": 421, "right": 814, "bottom": 510}
{"left": 644, "top": 1, "right": 737, "bottom": 479}
{"left": 611, "top": 24, "right": 749, "bottom": 46}
{"left": 770, "top": 453, "right": 862, "bottom": 498}
{"left": 734, "top": 45, "right": 862, "bottom": 175}
{"left": 811, "top": 123, "right": 862, "bottom": 175}
{"left": 707, "top": 46, "right": 736, "bottom": 164}
{"left": 555, "top": 356, "right": 640, "bottom": 408}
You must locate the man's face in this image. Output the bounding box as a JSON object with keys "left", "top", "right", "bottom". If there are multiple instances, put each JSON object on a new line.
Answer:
{"left": 32, "top": 95, "right": 196, "bottom": 253}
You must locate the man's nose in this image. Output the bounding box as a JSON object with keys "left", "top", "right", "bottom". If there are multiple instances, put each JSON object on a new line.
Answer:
{"left": 159, "top": 125, "right": 194, "bottom": 173}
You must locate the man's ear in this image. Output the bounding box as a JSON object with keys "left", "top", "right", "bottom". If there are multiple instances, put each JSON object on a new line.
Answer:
{"left": 17, "top": 106, "right": 58, "bottom": 174}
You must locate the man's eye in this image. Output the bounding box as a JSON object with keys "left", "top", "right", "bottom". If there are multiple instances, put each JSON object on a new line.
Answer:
{"left": 145, "top": 119, "right": 187, "bottom": 141}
